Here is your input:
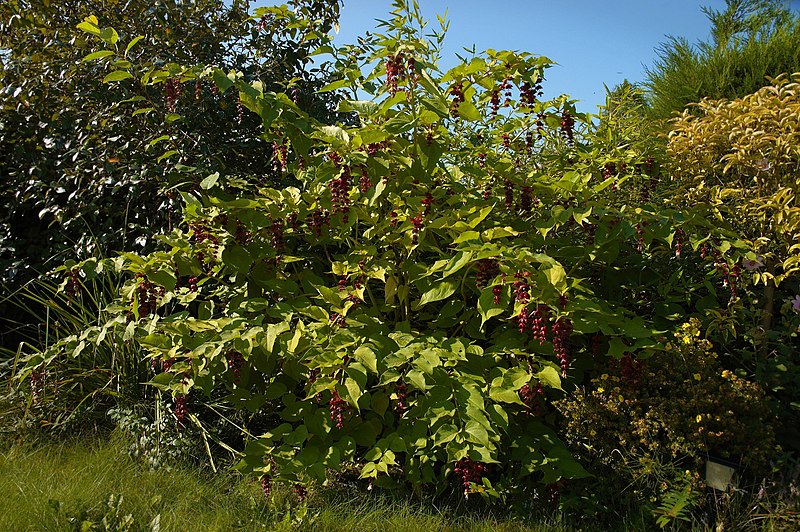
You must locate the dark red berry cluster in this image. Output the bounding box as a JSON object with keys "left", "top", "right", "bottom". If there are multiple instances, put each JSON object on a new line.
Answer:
{"left": 552, "top": 318, "right": 573, "bottom": 377}
{"left": 236, "top": 96, "right": 244, "bottom": 124}
{"left": 536, "top": 113, "right": 545, "bottom": 139}
{"left": 504, "top": 179, "right": 514, "bottom": 210}
{"left": 519, "top": 382, "right": 545, "bottom": 416}
{"left": 131, "top": 273, "right": 163, "bottom": 319}
{"left": 165, "top": 77, "right": 182, "bottom": 113}
{"left": 272, "top": 140, "right": 289, "bottom": 173}
{"left": 394, "top": 382, "right": 407, "bottom": 414}
{"left": 189, "top": 222, "right": 219, "bottom": 247}
{"left": 519, "top": 77, "right": 543, "bottom": 107}
{"left": 421, "top": 191, "right": 434, "bottom": 216}
{"left": 329, "top": 312, "right": 346, "bottom": 329}
{"left": 475, "top": 259, "right": 500, "bottom": 289}
{"left": 410, "top": 214, "right": 424, "bottom": 244}
{"left": 385, "top": 52, "right": 416, "bottom": 95}
{"left": 674, "top": 228, "right": 684, "bottom": 257}
{"left": 559, "top": 294, "right": 569, "bottom": 310}
{"left": 366, "top": 140, "right": 390, "bottom": 156}
{"left": 308, "top": 208, "right": 330, "bottom": 237}
{"left": 293, "top": 483, "right": 307, "bottom": 503}
{"left": 500, "top": 76, "right": 513, "bottom": 106}
{"left": 513, "top": 273, "right": 531, "bottom": 333}
{"left": 453, "top": 458, "right": 488, "bottom": 498}
{"left": 330, "top": 167, "right": 352, "bottom": 223}
{"left": 270, "top": 218, "right": 284, "bottom": 253}
{"left": 492, "top": 285, "right": 503, "bottom": 305}
{"left": 64, "top": 267, "right": 81, "bottom": 299}
{"left": 560, "top": 109, "right": 574, "bottom": 145}
{"left": 329, "top": 389, "right": 348, "bottom": 429}
{"left": 227, "top": 351, "right": 243, "bottom": 384}
{"left": 194, "top": 78, "right": 202, "bottom": 101}
{"left": 449, "top": 82, "right": 465, "bottom": 117}
{"left": 234, "top": 219, "right": 252, "bottom": 245}
{"left": 29, "top": 369, "right": 45, "bottom": 405}
{"left": 175, "top": 394, "right": 188, "bottom": 423}
{"left": 187, "top": 276, "right": 199, "bottom": 292}
{"left": 717, "top": 261, "right": 741, "bottom": 301}
{"left": 260, "top": 474, "right": 272, "bottom": 498}
{"left": 519, "top": 185, "right": 537, "bottom": 214}
{"left": 530, "top": 304, "right": 551, "bottom": 345}
{"left": 635, "top": 222, "right": 646, "bottom": 252}
{"left": 359, "top": 167, "right": 372, "bottom": 193}
{"left": 490, "top": 90, "right": 500, "bottom": 117}
{"left": 619, "top": 353, "right": 643, "bottom": 388}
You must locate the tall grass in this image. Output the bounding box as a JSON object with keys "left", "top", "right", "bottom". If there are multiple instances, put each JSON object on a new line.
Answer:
{"left": 1, "top": 265, "right": 153, "bottom": 433}
{"left": 0, "top": 435, "right": 582, "bottom": 532}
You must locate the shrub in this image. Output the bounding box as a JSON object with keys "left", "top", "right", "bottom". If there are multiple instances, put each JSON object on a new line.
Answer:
{"left": 12, "top": 1, "right": 789, "bottom": 517}
{"left": 556, "top": 318, "right": 777, "bottom": 522}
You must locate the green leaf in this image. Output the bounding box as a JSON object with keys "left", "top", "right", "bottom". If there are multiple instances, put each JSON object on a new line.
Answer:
{"left": 265, "top": 322, "right": 290, "bottom": 353}
{"left": 102, "top": 71, "right": 133, "bottom": 83}
{"left": 148, "top": 270, "right": 176, "bottom": 291}
{"left": 212, "top": 69, "right": 234, "bottom": 93}
{"left": 82, "top": 50, "right": 114, "bottom": 62}
{"left": 417, "top": 279, "right": 459, "bottom": 308}
{"left": 99, "top": 27, "right": 119, "bottom": 45}
{"left": 318, "top": 79, "right": 348, "bottom": 93}
{"left": 354, "top": 345, "right": 378, "bottom": 374}
{"left": 76, "top": 17, "right": 100, "bottom": 36}
{"left": 337, "top": 100, "right": 378, "bottom": 116}
{"left": 125, "top": 36, "right": 144, "bottom": 55}
{"left": 478, "top": 286, "right": 505, "bottom": 327}
{"left": 200, "top": 172, "right": 220, "bottom": 190}
{"left": 543, "top": 263, "right": 567, "bottom": 293}
{"left": 537, "top": 366, "right": 562, "bottom": 391}
{"left": 443, "top": 251, "right": 474, "bottom": 278}
{"left": 456, "top": 101, "right": 481, "bottom": 121}
{"left": 221, "top": 245, "right": 253, "bottom": 273}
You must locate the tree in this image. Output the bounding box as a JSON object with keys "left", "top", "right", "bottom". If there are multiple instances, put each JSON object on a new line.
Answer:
{"left": 0, "top": 0, "right": 342, "bottom": 348}
{"left": 644, "top": 0, "right": 800, "bottom": 119}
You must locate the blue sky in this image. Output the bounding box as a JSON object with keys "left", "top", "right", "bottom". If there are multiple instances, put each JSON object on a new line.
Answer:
{"left": 327, "top": 0, "right": 793, "bottom": 114}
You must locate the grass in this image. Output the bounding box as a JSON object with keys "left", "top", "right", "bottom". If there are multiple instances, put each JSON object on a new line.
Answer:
{"left": 0, "top": 434, "right": 577, "bottom": 531}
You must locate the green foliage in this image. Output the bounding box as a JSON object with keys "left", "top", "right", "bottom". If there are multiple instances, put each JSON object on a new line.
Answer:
{"left": 667, "top": 73, "right": 800, "bottom": 451}
{"left": 15, "top": 0, "right": 755, "bottom": 502}
{"left": 645, "top": 0, "right": 800, "bottom": 119}
{"left": 0, "top": 0, "right": 343, "bottom": 344}
{"left": 8, "top": 1, "right": 798, "bottom": 524}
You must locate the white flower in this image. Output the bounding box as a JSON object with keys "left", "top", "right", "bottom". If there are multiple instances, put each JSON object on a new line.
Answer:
{"left": 742, "top": 257, "right": 763, "bottom": 271}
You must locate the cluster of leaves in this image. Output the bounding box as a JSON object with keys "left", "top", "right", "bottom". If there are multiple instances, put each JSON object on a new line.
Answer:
{"left": 0, "top": 0, "right": 343, "bottom": 353}
{"left": 667, "top": 72, "right": 800, "bottom": 449}
{"left": 557, "top": 318, "right": 776, "bottom": 520}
